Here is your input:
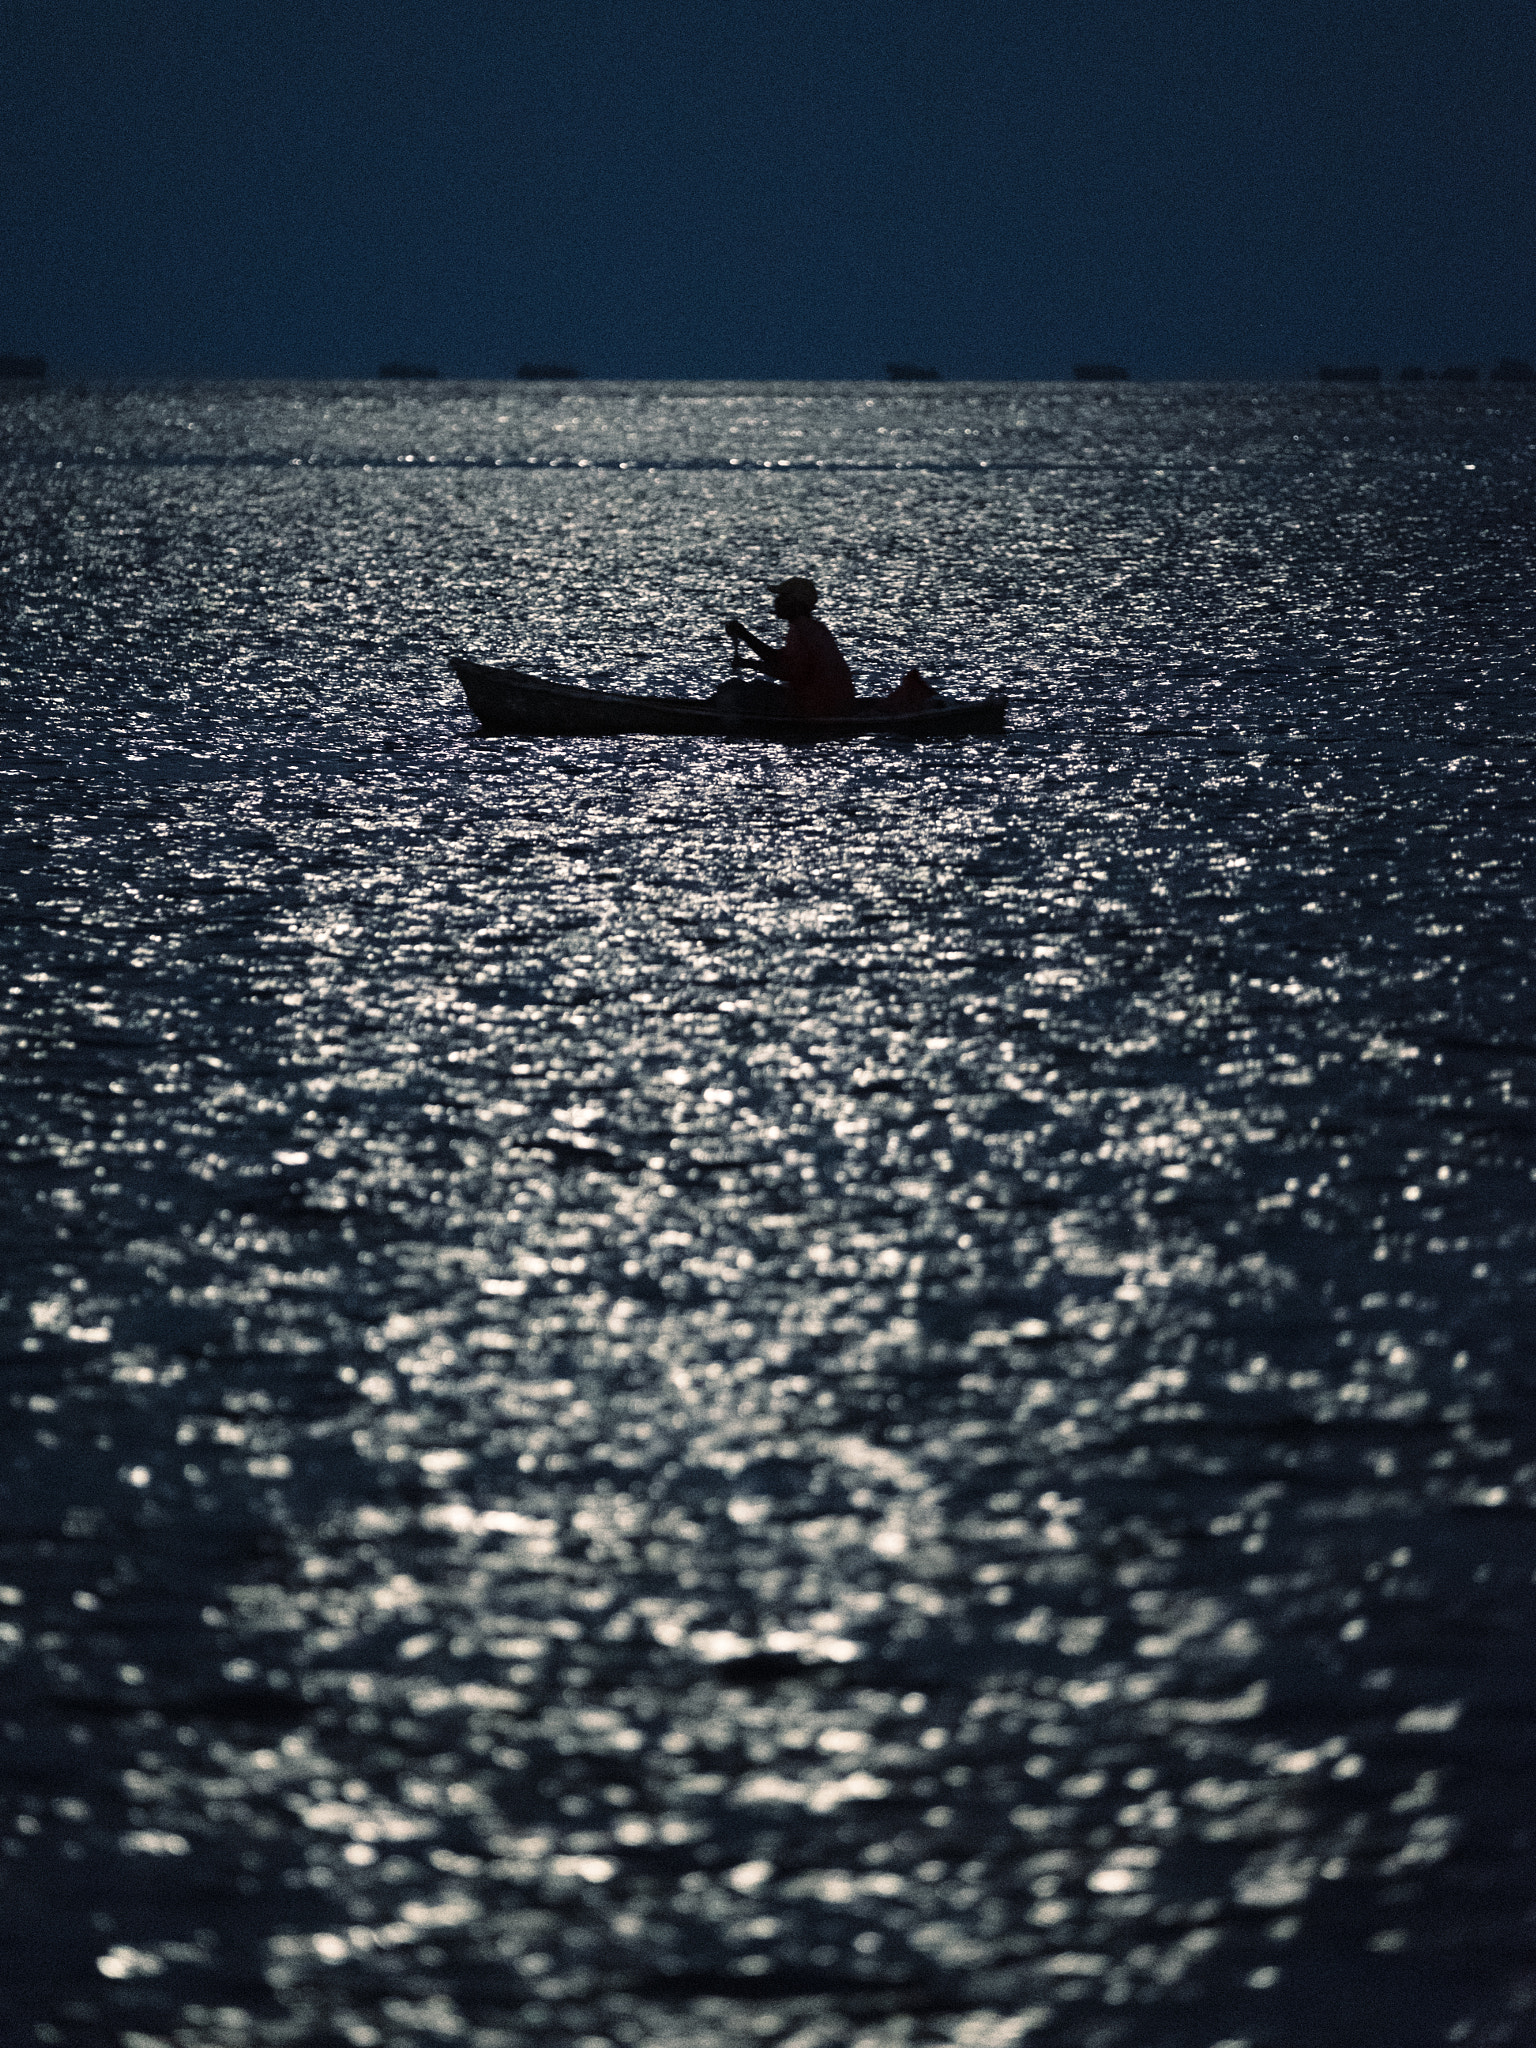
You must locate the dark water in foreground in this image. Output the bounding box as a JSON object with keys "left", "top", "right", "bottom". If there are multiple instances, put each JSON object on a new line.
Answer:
{"left": 2, "top": 380, "right": 1535, "bottom": 2048}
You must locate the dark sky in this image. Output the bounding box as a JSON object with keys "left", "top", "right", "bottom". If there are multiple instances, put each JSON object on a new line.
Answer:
{"left": 5, "top": 0, "right": 1532, "bottom": 380}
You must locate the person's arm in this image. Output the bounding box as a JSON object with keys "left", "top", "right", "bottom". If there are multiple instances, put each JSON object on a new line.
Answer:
{"left": 724, "top": 618, "right": 787, "bottom": 677}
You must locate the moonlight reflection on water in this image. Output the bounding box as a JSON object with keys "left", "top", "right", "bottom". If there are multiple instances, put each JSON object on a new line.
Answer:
{"left": 1, "top": 380, "right": 1534, "bottom": 2048}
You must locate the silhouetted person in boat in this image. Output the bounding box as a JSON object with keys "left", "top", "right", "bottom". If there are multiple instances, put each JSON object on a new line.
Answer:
{"left": 722, "top": 577, "right": 858, "bottom": 719}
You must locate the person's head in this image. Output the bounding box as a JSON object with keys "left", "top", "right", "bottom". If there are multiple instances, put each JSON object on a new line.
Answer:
{"left": 769, "top": 576, "right": 818, "bottom": 620}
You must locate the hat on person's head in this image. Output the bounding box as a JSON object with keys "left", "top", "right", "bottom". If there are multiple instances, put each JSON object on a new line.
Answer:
{"left": 767, "top": 576, "right": 818, "bottom": 609}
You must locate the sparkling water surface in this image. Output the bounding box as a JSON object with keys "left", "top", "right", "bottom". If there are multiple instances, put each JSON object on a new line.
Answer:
{"left": 2, "top": 380, "right": 1534, "bottom": 2048}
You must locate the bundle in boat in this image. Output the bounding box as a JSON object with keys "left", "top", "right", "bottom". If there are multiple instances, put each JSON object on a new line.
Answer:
{"left": 450, "top": 660, "right": 1006, "bottom": 742}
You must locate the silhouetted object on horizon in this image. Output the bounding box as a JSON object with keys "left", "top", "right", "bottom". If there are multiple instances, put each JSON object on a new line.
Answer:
{"left": 1437, "top": 365, "right": 1478, "bottom": 383}
{"left": 1492, "top": 358, "right": 1534, "bottom": 383}
{"left": 378, "top": 362, "right": 439, "bottom": 379}
{"left": 886, "top": 363, "right": 940, "bottom": 381}
{"left": 1318, "top": 365, "right": 1381, "bottom": 382}
{"left": 1399, "top": 366, "right": 1426, "bottom": 382}
{"left": 1073, "top": 364, "right": 1128, "bottom": 381}
{"left": 517, "top": 363, "right": 580, "bottom": 380}
{"left": 0, "top": 355, "right": 45, "bottom": 379}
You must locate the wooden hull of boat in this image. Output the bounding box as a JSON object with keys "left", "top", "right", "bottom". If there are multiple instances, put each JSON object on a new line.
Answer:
{"left": 452, "top": 659, "right": 1007, "bottom": 742}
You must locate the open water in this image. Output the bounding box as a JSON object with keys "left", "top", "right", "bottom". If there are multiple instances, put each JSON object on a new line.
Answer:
{"left": 2, "top": 379, "right": 1534, "bottom": 2048}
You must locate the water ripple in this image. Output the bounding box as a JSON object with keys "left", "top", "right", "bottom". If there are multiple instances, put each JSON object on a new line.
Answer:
{"left": 1, "top": 380, "right": 1533, "bottom": 2048}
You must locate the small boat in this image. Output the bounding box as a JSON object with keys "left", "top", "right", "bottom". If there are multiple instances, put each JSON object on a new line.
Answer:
{"left": 451, "top": 659, "right": 1008, "bottom": 742}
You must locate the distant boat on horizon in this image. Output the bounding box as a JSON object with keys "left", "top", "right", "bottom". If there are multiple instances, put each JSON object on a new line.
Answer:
{"left": 886, "top": 363, "right": 941, "bottom": 382}
{"left": 517, "top": 363, "right": 580, "bottom": 381}
{"left": 379, "top": 362, "right": 439, "bottom": 379}
{"left": 1073, "top": 363, "right": 1128, "bottom": 381}
{"left": 1492, "top": 358, "right": 1535, "bottom": 382}
{"left": 0, "top": 354, "right": 45, "bottom": 380}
